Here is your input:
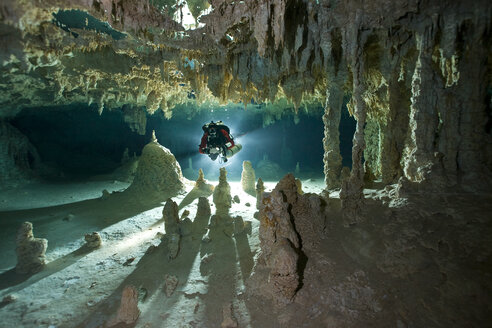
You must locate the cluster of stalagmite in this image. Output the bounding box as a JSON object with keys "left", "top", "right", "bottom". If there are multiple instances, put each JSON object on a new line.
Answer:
{"left": 15, "top": 222, "right": 48, "bottom": 274}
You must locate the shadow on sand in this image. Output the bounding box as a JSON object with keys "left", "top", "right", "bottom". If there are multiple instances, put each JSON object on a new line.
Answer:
{"left": 76, "top": 202, "right": 210, "bottom": 328}
{"left": 0, "top": 245, "right": 95, "bottom": 293}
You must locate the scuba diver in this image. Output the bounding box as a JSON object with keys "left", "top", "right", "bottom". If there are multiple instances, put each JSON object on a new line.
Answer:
{"left": 199, "top": 121, "right": 242, "bottom": 162}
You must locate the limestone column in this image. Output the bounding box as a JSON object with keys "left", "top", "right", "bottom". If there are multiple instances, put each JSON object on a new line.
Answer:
{"left": 340, "top": 26, "right": 368, "bottom": 223}
{"left": 380, "top": 73, "right": 411, "bottom": 184}
{"left": 403, "top": 34, "right": 440, "bottom": 183}
{"left": 323, "top": 83, "right": 344, "bottom": 189}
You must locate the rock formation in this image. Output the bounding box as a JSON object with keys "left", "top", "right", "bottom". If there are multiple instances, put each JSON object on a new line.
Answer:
{"left": 249, "top": 174, "right": 304, "bottom": 306}
{"left": 84, "top": 232, "right": 102, "bottom": 248}
{"left": 15, "top": 222, "right": 48, "bottom": 274}
{"left": 162, "top": 198, "right": 180, "bottom": 235}
{"left": 161, "top": 199, "right": 182, "bottom": 259}
{"left": 178, "top": 168, "right": 214, "bottom": 209}
{"left": 255, "top": 178, "right": 265, "bottom": 210}
{"left": 107, "top": 285, "right": 140, "bottom": 327}
{"left": 213, "top": 167, "right": 232, "bottom": 218}
{"left": 195, "top": 196, "right": 212, "bottom": 221}
{"left": 164, "top": 274, "right": 179, "bottom": 297}
{"left": 241, "top": 161, "right": 256, "bottom": 196}
{"left": 124, "top": 137, "right": 185, "bottom": 202}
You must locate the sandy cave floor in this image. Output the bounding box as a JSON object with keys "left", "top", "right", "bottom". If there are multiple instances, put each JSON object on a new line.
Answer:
{"left": 0, "top": 177, "right": 326, "bottom": 327}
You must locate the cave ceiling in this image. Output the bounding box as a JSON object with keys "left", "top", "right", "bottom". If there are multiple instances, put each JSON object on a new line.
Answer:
{"left": 0, "top": 0, "right": 491, "bottom": 120}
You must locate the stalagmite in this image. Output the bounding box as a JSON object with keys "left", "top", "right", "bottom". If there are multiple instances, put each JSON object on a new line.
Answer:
{"left": 250, "top": 174, "right": 302, "bottom": 306}
{"left": 255, "top": 178, "right": 265, "bottom": 210}
{"left": 213, "top": 167, "right": 232, "bottom": 218}
{"left": 107, "top": 285, "right": 140, "bottom": 327}
{"left": 15, "top": 222, "right": 48, "bottom": 274}
{"left": 162, "top": 199, "right": 181, "bottom": 259}
{"left": 162, "top": 198, "right": 180, "bottom": 235}
{"left": 241, "top": 160, "right": 256, "bottom": 196}
{"left": 179, "top": 168, "right": 214, "bottom": 209}
{"left": 196, "top": 196, "right": 211, "bottom": 220}
{"left": 84, "top": 232, "right": 102, "bottom": 248}
{"left": 124, "top": 134, "right": 185, "bottom": 202}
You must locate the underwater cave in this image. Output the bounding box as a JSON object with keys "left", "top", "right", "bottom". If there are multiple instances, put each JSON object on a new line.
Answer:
{"left": 0, "top": 0, "right": 491, "bottom": 327}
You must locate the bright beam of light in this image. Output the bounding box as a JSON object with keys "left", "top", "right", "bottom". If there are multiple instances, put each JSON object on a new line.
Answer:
{"left": 112, "top": 225, "right": 160, "bottom": 253}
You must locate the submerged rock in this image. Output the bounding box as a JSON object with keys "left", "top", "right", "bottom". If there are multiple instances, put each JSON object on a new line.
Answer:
{"left": 84, "top": 232, "right": 102, "bottom": 248}
{"left": 15, "top": 222, "right": 47, "bottom": 274}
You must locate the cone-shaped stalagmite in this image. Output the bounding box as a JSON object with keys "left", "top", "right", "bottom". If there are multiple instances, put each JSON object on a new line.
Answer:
{"left": 124, "top": 135, "right": 185, "bottom": 202}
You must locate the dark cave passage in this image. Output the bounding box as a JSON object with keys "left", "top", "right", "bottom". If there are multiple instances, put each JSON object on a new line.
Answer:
{"left": 11, "top": 104, "right": 327, "bottom": 181}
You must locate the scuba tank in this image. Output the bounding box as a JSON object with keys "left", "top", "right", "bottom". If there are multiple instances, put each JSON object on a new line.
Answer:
{"left": 224, "top": 144, "right": 242, "bottom": 158}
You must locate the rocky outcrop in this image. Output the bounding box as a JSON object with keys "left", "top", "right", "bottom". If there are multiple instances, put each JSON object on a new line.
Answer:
{"left": 124, "top": 137, "right": 186, "bottom": 202}
{"left": 212, "top": 167, "right": 232, "bottom": 218}
{"left": 15, "top": 222, "right": 47, "bottom": 274}
{"left": 241, "top": 161, "right": 256, "bottom": 196}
